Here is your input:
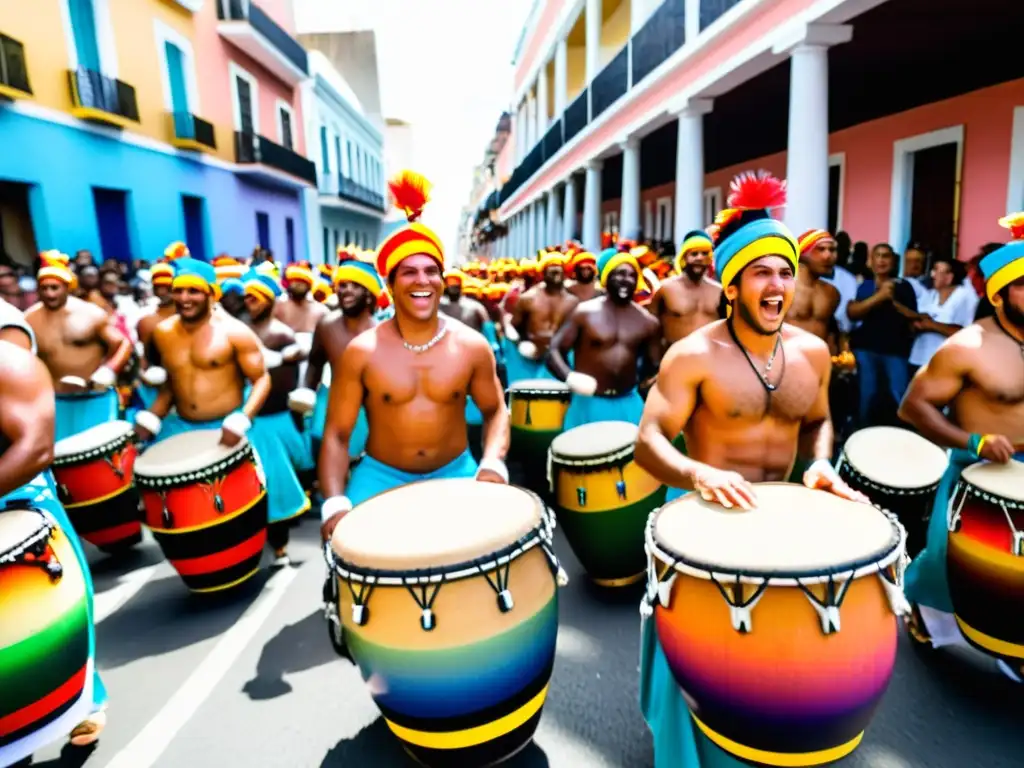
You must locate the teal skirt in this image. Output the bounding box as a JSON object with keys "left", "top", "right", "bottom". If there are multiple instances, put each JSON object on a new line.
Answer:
{"left": 562, "top": 388, "right": 644, "bottom": 432}
{"left": 310, "top": 384, "right": 369, "bottom": 458}
{"left": 346, "top": 449, "right": 478, "bottom": 506}
{"left": 55, "top": 389, "right": 120, "bottom": 442}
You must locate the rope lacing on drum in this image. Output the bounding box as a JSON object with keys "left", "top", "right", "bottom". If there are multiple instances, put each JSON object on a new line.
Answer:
{"left": 947, "top": 485, "right": 967, "bottom": 534}
{"left": 344, "top": 574, "right": 376, "bottom": 627}
{"left": 476, "top": 552, "right": 516, "bottom": 615}
{"left": 406, "top": 573, "right": 445, "bottom": 631}
{"left": 200, "top": 475, "right": 228, "bottom": 515}
{"left": 105, "top": 448, "right": 126, "bottom": 479}
{"left": 641, "top": 545, "right": 680, "bottom": 620}
{"left": 712, "top": 575, "right": 770, "bottom": 634}
{"left": 538, "top": 505, "right": 569, "bottom": 586}
{"left": 796, "top": 575, "right": 852, "bottom": 635}
{"left": 158, "top": 491, "right": 173, "bottom": 528}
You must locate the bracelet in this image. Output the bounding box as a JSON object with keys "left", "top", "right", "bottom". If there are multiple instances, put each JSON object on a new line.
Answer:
{"left": 968, "top": 433, "right": 993, "bottom": 459}
{"left": 476, "top": 457, "right": 509, "bottom": 483}
{"left": 221, "top": 412, "right": 252, "bottom": 437}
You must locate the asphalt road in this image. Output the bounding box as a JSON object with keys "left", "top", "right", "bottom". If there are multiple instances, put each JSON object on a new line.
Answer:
{"left": 22, "top": 497, "right": 1024, "bottom": 768}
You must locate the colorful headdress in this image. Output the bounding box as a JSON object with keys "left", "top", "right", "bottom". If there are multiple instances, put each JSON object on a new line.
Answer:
{"left": 283, "top": 261, "right": 315, "bottom": 287}
{"left": 172, "top": 257, "right": 221, "bottom": 300}
{"left": 337, "top": 244, "right": 356, "bottom": 264}
{"left": 567, "top": 250, "right": 597, "bottom": 278}
{"left": 444, "top": 269, "right": 465, "bottom": 286}
{"left": 597, "top": 246, "right": 642, "bottom": 290}
{"left": 712, "top": 171, "right": 798, "bottom": 290}
{"left": 163, "top": 241, "right": 190, "bottom": 262}
{"left": 981, "top": 213, "right": 1024, "bottom": 302}
{"left": 220, "top": 278, "right": 244, "bottom": 297}
{"left": 150, "top": 263, "right": 175, "bottom": 287}
{"left": 255, "top": 260, "right": 280, "bottom": 281}
{"left": 376, "top": 170, "right": 443, "bottom": 277}
{"left": 462, "top": 278, "right": 484, "bottom": 298}
{"left": 213, "top": 256, "right": 245, "bottom": 282}
{"left": 317, "top": 263, "right": 335, "bottom": 280}
{"left": 797, "top": 229, "right": 835, "bottom": 256}
{"left": 242, "top": 269, "right": 282, "bottom": 303}
{"left": 312, "top": 279, "right": 333, "bottom": 303}
{"left": 37, "top": 250, "right": 77, "bottom": 290}
{"left": 334, "top": 260, "right": 389, "bottom": 308}
{"left": 675, "top": 230, "right": 714, "bottom": 273}
{"left": 538, "top": 251, "right": 567, "bottom": 272}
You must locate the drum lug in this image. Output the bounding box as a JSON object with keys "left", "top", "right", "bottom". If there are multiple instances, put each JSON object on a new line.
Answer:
{"left": 351, "top": 604, "right": 368, "bottom": 626}
{"left": 56, "top": 483, "right": 72, "bottom": 505}
{"left": 730, "top": 605, "right": 753, "bottom": 634}
{"left": 616, "top": 480, "right": 627, "bottom": 501}
{"left": 214, "top": 494, "right": 224, "bottom": 514}
{"left": 576, "top": 487, "right": 587, "bottom": 507}
{"left": 657, "top": 574, "right": 676, "bottom": 609}
{"left": 819, "top": 606, "right": 841, "bottom": 635}
{"left": 420, "top": 608, "right": 436, "bottom": 631}
{"left": 45, "top": 558, "right": 63, "bottom": 583}
{"left": 497, "top": 589, "right": 515, "bottom": 613}
{"left": 162, "top": 504, "right": 174, "bottom": 528}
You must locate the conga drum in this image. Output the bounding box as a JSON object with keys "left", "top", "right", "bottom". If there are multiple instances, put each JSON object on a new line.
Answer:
{"left": 135, "top": 430, "right": 268, "bottom": 593}
{"left": 326, "top": 479, "right": 565, "bottom": 767}
{"left": 52, "top": 420, "right": 141, "bottom": 553}
{"left": 946, "top": 459, "right": 1024, "bottom": 659}
{"left": 644, "top": 484, "right": 906, "bottom": 767}
{"left": 0, "top": 507, "right": 91, "bottom": 755}
{"left": 548, "top": 421, "right": 665, "bottom": 586}
{"left": 837, "top": 426, "right": 946, "bottom": 557}
{"left": 509, "top": 380, "right": 570, "bottom": 495}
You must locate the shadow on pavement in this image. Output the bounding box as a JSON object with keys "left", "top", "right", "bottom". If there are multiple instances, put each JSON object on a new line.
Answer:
{"left": 243, "top": 609, "right": 342, "bottom": 700}
{"left": 27, "top": 741, "right": 95, "bottom": 767}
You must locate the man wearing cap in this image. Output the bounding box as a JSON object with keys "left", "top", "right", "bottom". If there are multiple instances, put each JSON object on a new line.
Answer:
{"left": 26, "top": 252, "right": 132, "bottom": 441}
{"left": 897, "top": 213, "right": 1024, "bottom": 679}
{"left": 219, "top": 278, "right": 247, "bottom": 319}
{"left": 319, "top": 171, "right": 509, "bottom": 540}
{"left": 566, "top": 249, "right": 603, "bottom": 301}
{"left": 788, "top": 230, "right": 841, "bottom": 349}
{"left": 648, "top": 230, "right": 722, "bottom": 346}
{"left": 548, "top": 247, "right": 661, "bottom": 429}
{"left": 632, "top": 172, "right": 865, "bottom": 767}
{"left": 132, "top": 262, "right": 177, "bottom": 413}
{"left": 274, "top": 260, "right": 328, "bottom": 335}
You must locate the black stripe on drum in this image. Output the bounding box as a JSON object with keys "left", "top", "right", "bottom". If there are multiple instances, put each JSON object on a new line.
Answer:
{"left": 180, "top": 551, "right": 264, "bottom": 593}
{"left": 403, "top": 707, "right": 544, "bottom": 768}
{"left": 375, "top": 657, "right": 554, "bottom": 734}
{"left": 66, "top": 488, "right": 141, "bottom": 535}
{"left": 152, "top": 496, "right": 267, "bottom": 561}
{"left": 0, "top": 689, "right": 82, "bottom": 748}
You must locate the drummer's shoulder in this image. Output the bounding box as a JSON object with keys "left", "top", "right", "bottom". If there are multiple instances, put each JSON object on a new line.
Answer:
{"left": 663, "top": 324, "right": 719, "bottom": 370}
{"left": 782, "top": 323, "right": 831, "bottom": 361}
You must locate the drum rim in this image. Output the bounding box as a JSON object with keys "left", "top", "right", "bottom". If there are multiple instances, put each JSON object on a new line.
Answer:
{"left": 509, "top": 388, "right": 572, "bottom": 400}
{"left": 53, "top": 428, "right": 135, "bottom": 467}
{"left": 836, "top": 454, "right": 941, "bottom": 496}
{"left": 0, "top": 507, "right": 53, "bottom": 564}
{"left": 135, "top": 440, "right": 255, "bottom": 488}
{"left": 548, "top": 442, "right": 633, "bottom": 468}
{"left": 954, "top": 471, "right": 1024, "bottom": 511}
{"left": 839, "top": 428, "right": 947, "bottom": 490}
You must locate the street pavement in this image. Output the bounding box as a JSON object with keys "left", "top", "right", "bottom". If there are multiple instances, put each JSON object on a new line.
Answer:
{"left": 23, "top": 507, "right": 1024, "bottom": 768}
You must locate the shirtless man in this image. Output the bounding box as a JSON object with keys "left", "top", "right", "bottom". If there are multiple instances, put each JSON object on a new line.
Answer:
{"left": 134, "top": 263, "right": 176, "bottom": 397}
{"left": 218, "top": 278, "right": 247, "bottom": 319}
{"left": 274, "top": 261, "right": 329, "bottom": 334}
{"left": 566, "top": 250, "right": 603, "bottom": 301}
{"left": 548, "top": 248, "right": 662, "bottom": 429}
{"left": 26, "top": 252, "right": 131, "bottom": 440}
{"left": 74, "top": 264, "right": 100, "bottom": 301}
{"left": 505, "top": 252, "right": 578, "bottom": 383}
{"left": 319, "top": 170, "right": 509, "bottom": 538}
{"left": 897, "top": 215, "right": 1024, "bottom": 679}
{"left": 788, "top": 229, "right": 841, "bottom": 351}
{"left": 630, "top": 174, "right": 865, "bottom": 767}
{"left": 439, "top": 269, "right": 490, "bottom": 332}
{"left": 648, "top": 230, "right": 722, "bottom": 345}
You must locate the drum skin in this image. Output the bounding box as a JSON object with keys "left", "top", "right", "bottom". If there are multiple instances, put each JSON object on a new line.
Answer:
{"left": 53, "top": 434, "right": 141, "bottom": 554}
{"left": 0, "top": 512, "right": 90, "bottom": 747}
{"left": 337, "top": 546, "right": 559, "bottom": 767}
{"left": 551, "top": 450, "right": 664, "bottom": 586}
{"left": 654, "top": 566, "right": 898, "bottom": 766}
{"left": 837, "top": 461, "right": 934, "bottom": 558}
{"left": 138, "top": 448, "right": 268, "bottom": 594}
{"left": 947, "top": 486, "right": 1024, "bottom": 658}
{"left": 508, "top": 385, "right": 570, "bottom": 463}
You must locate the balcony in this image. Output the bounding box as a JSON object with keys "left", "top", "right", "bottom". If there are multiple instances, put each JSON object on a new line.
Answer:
{"left": 591, "top": 45, "right": 629, "bottom": 122}
{"left": 170, "top": 112, "right": 217, "bottom": 152}
{"left": 68, "top": 68, "right": 139, "bottom": 128}
{"left": 216, "top": 0, "right": 308, "bottom": 86}
{"left": 563, "top": 88, "right": 589, "bottom": 145}
{"left": 700, "top": 0, "right": 744, "bottom": 31}
{"left": 632, "top": 0, "right": 685, "bottom": 86}
{"left": 235, "top": 131, "right": 316, "bottom": 186}
{"left": 0, "top": 33, "right": 31, "bottom": 100}
{"left": 338, "top": 175, "right": 386, "bottom": 212}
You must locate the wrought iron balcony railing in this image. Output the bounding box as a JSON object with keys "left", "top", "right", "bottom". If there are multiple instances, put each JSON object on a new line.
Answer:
{"left": 68, "top": 68, "right": 139, "bottom": 126}
{"left": 235, "top": 131, "right": 317, "bottom": 184}
{"left": 339, "top": 175, "right": 386, "bottom": 211}
{"left": 170, "top": 112, "right": 217, "bottom": 151}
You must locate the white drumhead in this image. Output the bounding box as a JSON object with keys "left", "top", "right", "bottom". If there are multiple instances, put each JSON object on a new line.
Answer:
{"left": 509, "top": 379, "right": 570, "bottom": 395}
{"left": 134, "top": 429, "right": 247, "bottom": 477}
{"left": 550, "top": 421, "right": 637, "bottom": 459}
{"left": 0, "top": 509, "right": 46, "bottom": 556}
{"left": 333, "top": 479, "right": 541, "bottom": 571}
{"left": 843, "top": 426, "right": 947, "bottom": 489}
{"left": 54, "top": 420, "right": 133, "bottom": 457}
{"left": 654, "top": 483, "right": 898, "bottom": 573}
{"left": 962, "top": 459, "right": 1024, "bottom": 500}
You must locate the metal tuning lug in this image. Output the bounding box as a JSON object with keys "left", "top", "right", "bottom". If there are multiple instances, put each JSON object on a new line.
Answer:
{"left": 616, "top": 480, "right": 627, "bottom": 501}
{"left": 497, "top": 589, "right": 514, "bottom": 613}
{"left": 420, "top": 608, "right": 436, "bottom": 631}
{"left": 351, "top": 603, "right": 368, "bottom": 626}
{"left": 576, "top": 487, "right": 587, "bottom": 507}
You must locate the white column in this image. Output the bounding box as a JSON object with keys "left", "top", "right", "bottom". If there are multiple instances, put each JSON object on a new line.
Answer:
{"left": 526, "top": 203, "right": 536, "bottom": 255}
{"left": 619, "top": 137, "right": 641, "bottom": 241}
{"left": 585, "top": 0, "right": 601, "bottom": 82}
{"left": 684, "top": 0, "right": 700, "bottom": 43}
{"left": 537, "top": 67, "right": 549, "bottom": 137}
{"left": 562, "top": 175, "right": 577, "bottom": 242}
{"left": 583, "top": 160, "right": 603, "bottom": 253}
{"left": 671, "top": 99, "right": 713, "bottom": 240}
{"left": 547, "top": 184, "right": 562, "bottom": 244}
{"left": 511, "top": 215, "right": 520, "bottom": 257}
{"left": 631, "top": 0, "right": 658, "bottom": 31}
{"left": 554, "top": 39, "right": 568, "bottom": 117}
{"left": 515, "top": 103, "right": 526, "bottom": 162}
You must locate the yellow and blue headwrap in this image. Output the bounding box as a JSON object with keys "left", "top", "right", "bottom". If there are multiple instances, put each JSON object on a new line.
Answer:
{"left": 242, "top": 268, "right": 282, "bottom": 304}
{"left": 335, "top": 260, "right": 388, "bottom": 308}
{"left": 37, "top": 250, "right": 77, "bottom": 290}
{"left": 163, "top": 241, "right": 190, "bottom": 262}
{"left": 255, "top": 260, "right": 280, "bottom": 280}
{"left": 675, "top": 230, "right": 714, "bottom": 273}
{"left": 981, "top": 213, "right": 1024, "bottom": 302}
{"left": 220, "top": 277, "right": 244, "bottom": 297}
{"left": 376, "top": 170, "right": 444, "bottom": 278}
{"left": 597, "top": 246, "right": 641, "bottom": 288}
{"left": 172, "top": 257, "right": 221, "bottom": 300}
{"left": 151, "top": 263, "right": 175, "bottom": 287}
{"left": 213, "top": 256, "right": 245, "bottom": 282}
{"left": 284, "top": 261, "right": 315, "bottom": 287}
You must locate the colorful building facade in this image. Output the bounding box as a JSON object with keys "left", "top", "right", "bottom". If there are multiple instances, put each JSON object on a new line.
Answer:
{"left": 0, "top": 0, "right": 316, "bottom": 267}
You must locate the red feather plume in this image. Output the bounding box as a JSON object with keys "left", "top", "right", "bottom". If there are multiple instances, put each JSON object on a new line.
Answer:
{"left": 388, "top": 170, "right": 432, "bottom": 222}
{"left": 726, "top": 170, "right": 788, "bottom": 211}
{"left": 998, "top": 212, "right": 1024, "bottom": 241}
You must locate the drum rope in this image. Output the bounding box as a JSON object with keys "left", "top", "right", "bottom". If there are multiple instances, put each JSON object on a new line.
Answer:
{"left": 158, "top": 490, "right": 173, "bottom": 528}
{"left": 344, "top": 575, "right": 377, "bottom": 627}
{"left": 710, "top": 575, "right": 770, "bottom": 634}
{"left": 405, "top": 575, "right": 446, "bottom": 631}
{"left": 997, "top": 501, "right": 1024, "bottom": 557}
{"left": 476, "top": 553, "right": 516, "bottom": 614}
{"left": 795, "top": 575, "right": 853, "bottom": 635}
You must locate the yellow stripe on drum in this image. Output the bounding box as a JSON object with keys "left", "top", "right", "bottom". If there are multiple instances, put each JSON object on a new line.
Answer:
{"left": 189, "top": 565, "right": 261, "bottom": 594}
{"left": 510, "top": 397, "right": 569, "bottom": 432}
{"left": 385, "top": 684, "right": 549, "bottom": 750}
{"left": 948, "top": 532, "right": 1024, "bottom": 576}
{"left": 691, "top": 713, "right": 864, "bottom": 767}
{"left": 64, "top": 483, "right": 133, "bottom": 510}
{"left": 147, "top": 491, "right": 267, "bottom": 535}
{"left": 553, "top": 460, "right": 662, "bottom": 513}
{"left": 954, "top": 616, "right": 1024, "bottom": 659}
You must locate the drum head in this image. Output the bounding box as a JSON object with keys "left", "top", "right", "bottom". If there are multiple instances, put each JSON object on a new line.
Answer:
{"left": 550, "top": 421, "right": 637, "bottom": 460}
{"left": 653, "top": 483, "right": 899, "bottom": 576}
{"left": 961, "top": 459, "right": 1024, "bottom": 500}
{"left": 54, "top": 420, "right": 133, "bottom": 457}
{"left": 332, "top": 479, "right": 542, "bottom": 571}
{"left": 134, "top": 429, "right": 246, "bottom": 477}
{"left": 842, "top": 426, "right": 947, "bottom": 489}
{"left": 509, "top": 379, "right": 570, "bottom": 395}
{"left": 0, "top": 509, "right": 46, "bottom": 560}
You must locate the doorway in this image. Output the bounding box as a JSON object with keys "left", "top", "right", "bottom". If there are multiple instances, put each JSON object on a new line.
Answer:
{"left": 908, "top": 143, "right": 958, "bottom": 261}
{"left": 181, "top": 195, "right": 207, "bottom": 261}
{"left": 0, "top": 181, "right": 39, "bottom": 268}
{"left": 255, "top": 211, "right": 270, "bottom": 250}
{"left": 92, "top": 187, "right": 133, "bottom": 262}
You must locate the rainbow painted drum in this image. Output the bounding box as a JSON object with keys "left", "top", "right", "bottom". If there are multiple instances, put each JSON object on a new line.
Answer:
{"left": 837, "top": 426, "right": 946, "bottom": 557}
{"left": 509, "top": 380, "right": 570, "bottom": 464}
{"left": 0, "top": 508, "right": 90, "bottom": 751}
{"left": 135, "top": 430, "right": 268, "bottom": 594}
{"left": 946, "top": 459, "right": 1024, "bottom": 659}
{"left": 52, "top": 420, "right": 141, "bottom": 553}
{"left": 644, "top": 484, "right": 906, "bottom": 767}
{"left": 549, "top": 421, "right": 665, "bottom": 586}
{"left": 326, "top": 480, "right": 565, "bottom": 767}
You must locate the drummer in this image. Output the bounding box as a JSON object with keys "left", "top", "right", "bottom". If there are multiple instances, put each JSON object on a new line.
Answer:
{"left": 0, "top": 339, "right": 108, "bottom": 757}
{"left": 274, "top": 260, "right": 328, "bottom": 334}
{"left": 787, "top": 229, "right": 841, "bottom": 350}
{"left": 218, "top": 277, "right": 247, "bottom": 319}
{"left": 0, "top": 294, "right": 34, "bottom": 350}
{"left": 566, "top": 249, "right": 603, "bottom": 301}
{"left": 897, "top": 212, "right": 1024, "bottom": 675}
{"left": 133, "top": 262, "right": 176, "bottom": 410}
{"left": 647, "top": 230, "right": 721, "bottom": 345}
{"left": 25, "top": 251, "right": 131, "bottom": 440}
{"left": 547, "top": 246, "right": 661, "bottom": 429}
{"left": 319, "top": 170, "right": 509, "bottom": 539}
{"left": 633, "top": 172, "right": 865, "bottom": 768}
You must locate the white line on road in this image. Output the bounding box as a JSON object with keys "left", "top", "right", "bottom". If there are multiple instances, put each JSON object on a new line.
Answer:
{"left": 94, "top": 565, "right": 161, "bottom": 624}
{"left": 102, "top": 567, "right": 300, "bottom": 768}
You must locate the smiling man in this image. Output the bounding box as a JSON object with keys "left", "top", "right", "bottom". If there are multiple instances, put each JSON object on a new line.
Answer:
{"left": 648, "top": 230, "right": 722, "bottom": 345}
{"left": 318, "top": 171, "right": 510, "bottom": 539}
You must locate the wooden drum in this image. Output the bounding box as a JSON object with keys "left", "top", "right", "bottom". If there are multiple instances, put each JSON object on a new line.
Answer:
{"left": 508, "top": 380, "right": 570, "bottom": 462}
{"left": 645, "top": 484, "right": 906, "bottom": 767}
{"left": 326, "top": 479, "right": 566, "bottom": 767}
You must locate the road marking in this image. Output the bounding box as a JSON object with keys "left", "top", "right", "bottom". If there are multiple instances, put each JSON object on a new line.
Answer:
{"left": 103, "top": 567, "right": 300, "bottom": 768}
{"left": 94, "top": 565, "right": 160, "bottom": 624}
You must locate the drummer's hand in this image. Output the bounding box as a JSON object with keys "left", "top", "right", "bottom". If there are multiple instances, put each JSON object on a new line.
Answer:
{"left": 980, "top": 434, "right": 1015, "bottom": 464}
{"left": 320, "top": 512, "right": 347, "bottom": 542}
{"left": 134, "top": 424, "right": 153, "bottom": 443}
{"left": 219, "top": 429, "right": 243, "bottom": 448}
{"left": 804, "top": 460, "right": 870, "bottom": 504}
{"left": 693, "top": 466, "right": 757, "bottom": 510}
{"left": 476, "top": 468, "right": 507, "bottom": 484}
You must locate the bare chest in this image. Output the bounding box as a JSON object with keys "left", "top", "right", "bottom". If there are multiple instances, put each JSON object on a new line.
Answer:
{"left": 966, "top": 351, "right": 1024, "bottom": 406}
{"left": 37, "top": 316, "right": 97, "bottom": 353}
{"left": 365, "top": 347, "right": 472, "bottom": 406}
{"left": 789, "top": 284, "right": 835, "bottom": 322}
{"left": 162, "top": 332, "right": 235, "bottom": 371}
{"left": 582, "top": 315, "right": 647, "bottom": 350}
{"left": 530, "top": 295, "right": 573, "bottom": 327}
{"left": 665, "top": 284, "right": 718, "bottom": 317}
{"left": 701, "top": 349, "right": 821, "bottom": 423}
{"left": 278, "top": 302, "right": 320, "bottom": 333}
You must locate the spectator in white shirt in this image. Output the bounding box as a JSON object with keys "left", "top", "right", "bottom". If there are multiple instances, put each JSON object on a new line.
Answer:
{"left": 909, "top": 256, "right": 978, "bottom": 374}
{"left": 821, "top": 257, "right": 859, "bottom": 334}
{"left": 903, "top": 243, "right": 930, "bottom": 302}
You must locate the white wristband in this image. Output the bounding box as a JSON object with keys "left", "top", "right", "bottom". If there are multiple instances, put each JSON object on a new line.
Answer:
{"left": 566, "top": 371, "right": 598, "bottom": 396}
{"left": 281, "top": 343, "right": 306, "bottom": 362}
{"left": 134, "top": 410, "right": 163, "bottom": 436}
{"left": 287, "top": 387, "right": 317, "bottom": 414}
{"left": 807, "top": 458, "right": 839, "bottom": 478}
{"left": 140, "top": 366, "right": 167, "bottom": 386}
{"left": 518, "top": 340, "right": 538, "bottom": 360}
{"left": 321, "top": 495, "right": 353, "bottom": 523}
{"left": 504, "top": 324, "right": 520, "bottom": 343}
{"left": 221, "top": 412, "right": 252, "bottom": 437}
{"left": 476, "top": 458, "right": 509, "bottom": 483}
{"left": 262, "top": 348, "right": 283, "bottom": 370}
{"left": 90, "top": 365, "right": 117, "bottom": 388}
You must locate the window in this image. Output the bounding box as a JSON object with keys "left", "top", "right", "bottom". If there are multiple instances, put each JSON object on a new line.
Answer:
{"left": 319, "top": 126, "right": 330, "bottom": 171}
{"left": 276, "top": 100, "right": 295, "bottom": 149}
{"left": 229, "top": 62, "right": 258, "bottom": 134}
{"left": 703, "top": 188, "right": 722, "bottom": 226}
{"left": 285, "top": 217, "right": 295, "bottom": 263}
{"left": 344, "top": 229, "right": 350, "bottom": 245}
{"left": 355, "top": 146, "right": 362, "bottom": 184}
{"left": 334, "top": 134, "right": 343, "bottom": 177}
{"left": 644, "top": 200, "right": 653, "bottom": 237}
{"left": 256, "top": 211, "right": 270, "bottom": 249}
{"left": 346, "top": 141, "right": 353, "bottom": 180}
{"left": 181, "top": 195, "right": 208, "bottom": 261}
{"left": 63, "top": 0, "right": 118, "bottom": 76}
{"left": 155, "top": 20, "right": 199, "bottom": 127}
{"left": 322, "top": 226, "right": 329, "bottom": 262}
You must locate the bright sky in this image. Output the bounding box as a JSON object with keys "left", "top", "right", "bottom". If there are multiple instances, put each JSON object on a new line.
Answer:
{"left": 293, "top": 0, "right": 534, "bottom": 258}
